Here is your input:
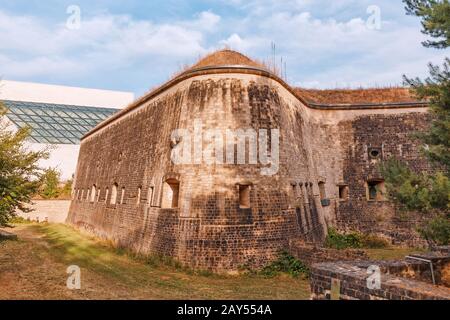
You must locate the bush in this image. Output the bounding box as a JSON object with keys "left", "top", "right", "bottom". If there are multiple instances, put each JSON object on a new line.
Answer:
{"left": 39, "top": 168, "right": 61, "bottom": 199}
{"left": 418, "top": 215, "right": 450, "bottom": 246}
{"left": 260, "top": 251, "right": 309, "bottom": 278}
{"left": 325, "top": 228, "right": 363, "bottom": 249}
{"left": 0, "top": 104, "right": 49, "bottom": 227}
{"left": 361, "top": 234, "right": 390, "bottom": 248}
{"left": 8, "top": 216, "right": 31, "bottom": 225}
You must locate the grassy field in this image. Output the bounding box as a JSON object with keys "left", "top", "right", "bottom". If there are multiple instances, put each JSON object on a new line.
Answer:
{"left": 0, "top": 223, "right": 425, "bottom": 300}
{"left": 0, "top": 223, "right": 311, "bottom": 300}
{"left": 364, "top": 247, "right": 426, "bottom": 261}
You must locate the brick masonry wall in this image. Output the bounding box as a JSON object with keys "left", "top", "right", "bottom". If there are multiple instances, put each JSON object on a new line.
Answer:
{"left": 68, "top": 75, "right": 329, "bottom": 271}
{"left": 67, "top": 71, "right": 431, "bottom": 271}
{"left": 336, "top": 113, "right": 432, "bottom": 247}
{"left": 310, "top": 259, "right": 450, "bottom": 300}
{"left": 289, "top": 240, "right": 369, "bottom": 267}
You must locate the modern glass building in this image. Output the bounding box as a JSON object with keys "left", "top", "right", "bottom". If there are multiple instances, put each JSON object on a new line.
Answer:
{"left": 0, "top": 80, "right": 134, "bottom": 180}
{"left": 3, "top": 100, "right": 119, "bottom": 145}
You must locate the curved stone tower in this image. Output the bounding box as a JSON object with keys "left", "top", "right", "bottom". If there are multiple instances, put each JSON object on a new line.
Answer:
{"left": 67, "top": 50, "right": 430, "bottom": 271}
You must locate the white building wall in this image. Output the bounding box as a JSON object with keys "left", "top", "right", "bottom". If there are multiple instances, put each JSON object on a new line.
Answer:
{"left": 0, "top": 80, "right": 134, "bottom": 109}
{"left": 28, "top": 144, "right": 81, "bottom": 180}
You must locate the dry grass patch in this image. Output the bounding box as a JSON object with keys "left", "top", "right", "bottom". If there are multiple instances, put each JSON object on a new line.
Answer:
{"left": 0, "top": 223, "right": 310, "bottom": 300}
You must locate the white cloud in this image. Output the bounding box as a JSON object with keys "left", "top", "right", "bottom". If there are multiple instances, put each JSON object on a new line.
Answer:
{"left": 0, "top": 2, "right": 446, "bottom": 91}
{"left": 214, "top": 6, "right": 447, "bottom": 88}
{"left": 0, "top": 10, "right": 216, "bottom": 80}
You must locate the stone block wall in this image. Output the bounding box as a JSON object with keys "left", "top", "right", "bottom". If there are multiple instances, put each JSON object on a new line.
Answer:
{"left": 18, "top": 200, "right": 70, "bottom": 223}
{"left": 335, "top": 112, "right": 432, "bottom": 246}
{"left": 67, "top": 67, "right": 432, "bottom": 271}
{"left": 68, "top": 74, "right": 329, "bottom": 271}
{"left": 289, "top": 240, "right": 368, "bottom": 267}
{"left": 310, "top": 259, "right": 450, "bottom": 300}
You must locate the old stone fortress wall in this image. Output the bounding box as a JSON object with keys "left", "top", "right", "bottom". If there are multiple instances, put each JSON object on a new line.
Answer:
{"left": 67, "top": 50, "right": 430, "bottom": 271}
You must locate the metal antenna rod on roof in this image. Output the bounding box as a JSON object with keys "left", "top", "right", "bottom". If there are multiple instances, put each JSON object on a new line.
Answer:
{"left": 284, "top": 61, "right": 287, "bottom": 82}
{"left": 280, "top": 56, "right": 283, "bottom": 79}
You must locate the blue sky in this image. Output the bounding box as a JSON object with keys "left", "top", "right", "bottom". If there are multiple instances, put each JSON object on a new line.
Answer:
{"left": 0, "top": 0, "right": 448, "bottom": 97}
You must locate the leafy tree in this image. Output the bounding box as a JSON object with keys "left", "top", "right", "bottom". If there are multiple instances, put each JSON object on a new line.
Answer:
{"left": 0, "top": 104, "right": 49, "bottom": 227}
{"left": 60, "top": 178, "right": 73, "bottom": 199}
{"left": 39, "top": 167, "right": 62, "bottom": 199}
{"left": 418, "top": 215, "right": 450, "bottom": 245}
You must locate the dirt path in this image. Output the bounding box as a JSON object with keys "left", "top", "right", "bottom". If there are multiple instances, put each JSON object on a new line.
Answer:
{"left": 0, "top": 224, "right": 311, "bottom": 300}
{"left": 0, "top": 225, "right": 129, "bottom": 300}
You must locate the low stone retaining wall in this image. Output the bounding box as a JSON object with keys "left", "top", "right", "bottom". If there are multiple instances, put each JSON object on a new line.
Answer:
{"left": 289, "top": 240, "right": 369, "bottom": 267}
{"left": 17, "top": 200, "right": 70, "bottom": 223}
{"left": 310, "top": 253, "right": 450, "bottom": 300}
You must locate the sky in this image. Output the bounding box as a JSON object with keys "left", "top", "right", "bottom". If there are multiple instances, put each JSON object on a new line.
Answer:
{"left": 0, "top": 0, "right": 448, "bottom": 97}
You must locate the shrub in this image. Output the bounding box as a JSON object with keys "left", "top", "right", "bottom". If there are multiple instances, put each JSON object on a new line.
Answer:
{"left": 8, "top": 216, "right": 31, "bottom": 225}
{"left": 361, "top": 234, "right": 390, "bottom": 248}
{"left": 325, "top": 228, "right": 363, "bottom": 249}
{"left": 0, "top": 104, "right": 49, "bottom": 227}
{"left": 39, "top": 168, "right": 61, "bottom": 199}
{"left": 418, "top": 215, "right": 450, "bottom": 246}
{"left": 260, "top": 251, "right": 309, "bottom": 278}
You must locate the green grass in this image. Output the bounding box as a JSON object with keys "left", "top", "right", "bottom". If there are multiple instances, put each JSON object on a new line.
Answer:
{"left": 1, "top": 223, "right": 311, "bottom": 300}
{"left": 363, "top": 247, "right": 427, "bottom": 261}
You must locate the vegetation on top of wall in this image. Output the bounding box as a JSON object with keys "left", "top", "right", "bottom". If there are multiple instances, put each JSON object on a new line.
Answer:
{"left": 0, "top": 103, "right": 49, "bottom": 227}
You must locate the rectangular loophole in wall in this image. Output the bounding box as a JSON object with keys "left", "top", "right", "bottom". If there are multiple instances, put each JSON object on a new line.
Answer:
{"left": 161, "top": 179, "right": 179, "bottom": 209}
{"left": 147, "top": 186, "right": 154, "bottom": 206}
{"left": 120, "top": 187, "right": 125, "bottom": 205}
{"left": 90, "top": 185, "right": 96, "bottom": 203}
{"left": 137, "top": 187, "right": 141, "bottom": 205}
{"left": 338, "top": 185, "right": 349, "bottom": 201}
{"left": 367, "top": 180, "right": 386, "bottom": 201}
{"left": 239, "top": 185, "right": 251, "bottom": 209}
{"left": 318, "top": 181, "right": 326, "bottom": 200}
{"left": 110, "top": 183, "right": 118, "bottom": 205}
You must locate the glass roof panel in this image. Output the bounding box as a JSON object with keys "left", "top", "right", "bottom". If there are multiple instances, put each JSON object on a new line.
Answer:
{"left": 2, "top": 100, "right": 118, "bottom": 145}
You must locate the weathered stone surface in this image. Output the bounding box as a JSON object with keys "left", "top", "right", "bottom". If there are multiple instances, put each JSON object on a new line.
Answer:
{"left": 17, "top": 200, "right": 70, "bottom": 223}
{"left": 310, "top": 257, "right": 450, "bottom": 300}
{"left": 67, "top": 60, "right": 431, "bottom": 271}
{"left": 289, "top": 240, "right": 368, "bottom": 267}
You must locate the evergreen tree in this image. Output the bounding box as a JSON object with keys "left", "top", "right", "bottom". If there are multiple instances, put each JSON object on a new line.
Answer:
{"left": 379, "top": 1, "right": 450, "bottom": 246}
{"left": 404, "top": 0, "right": 450, "bottom": 49}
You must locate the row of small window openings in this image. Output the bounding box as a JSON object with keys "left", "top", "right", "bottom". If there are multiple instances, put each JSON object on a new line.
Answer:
{"left": 74, "top": 180, "right": 181, "bottom": 209}
{"left": 73, "top": 180, "right": 385, "bottom": 210}
{"left": 74, "top": 181, "right": 249, "bottom": 209}
{"left": 295, "top": 180, "right": 385, "bottom": 202}
{"left": 74, "top": 184, "right": 154, "bottom": 206}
